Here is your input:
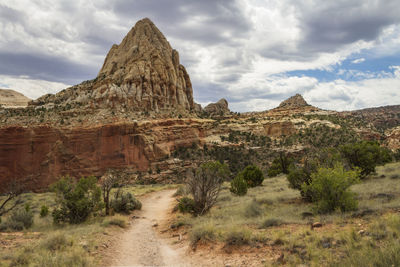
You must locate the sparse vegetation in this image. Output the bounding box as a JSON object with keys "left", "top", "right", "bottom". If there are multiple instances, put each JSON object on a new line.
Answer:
{"left": 174, "top": 161, "right": 400, "bottom": 266}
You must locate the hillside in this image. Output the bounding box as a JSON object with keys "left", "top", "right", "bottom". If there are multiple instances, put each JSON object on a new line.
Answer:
{"left": 0, "top": 89, "right": 30, "bottom": 108}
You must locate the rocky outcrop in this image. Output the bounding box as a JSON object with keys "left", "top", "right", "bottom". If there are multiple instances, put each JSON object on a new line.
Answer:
{"left": 277, "top": 94, "right": 310, "bottom": 109}
{"left": 204, "top": 98, "right": 230, "bottom": 116}
{"left": 387, "top": 127, "right": 400, "bottom": 150}
{"left": 30, "top": 18, "right": 194, "bottom": 113}
{"left": 263, "top": 121, "right": 297, "bottom": 137}
{"left": 0, "top": 89, "right": 31, "bottom": 108}
{"left": 0, "top": 119, "right": 208, "bottom": 191}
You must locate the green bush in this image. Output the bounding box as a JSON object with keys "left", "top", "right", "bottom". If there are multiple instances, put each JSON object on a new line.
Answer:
{"left": 40, "top": 205, "right": 49, "bottom": 217}
{"left": 240, "top": 165, "right": 264, "bottom": 187}
{"left": 230, "top": 174, "right": 248, "bottom": 196}
{"left": 111, "top": 190, "right": 141, "bottom": 214}
{"left": 51, "top": 176, "right": 103, "bottom": 224}
{"left": 177, "top": 197, "right": 196, "bottom": 214}
{"left": 340, "top": 141, "right": 392, "bottom": 177}
{"left": 302, "top": 164, "right": 360, "bottom": 213}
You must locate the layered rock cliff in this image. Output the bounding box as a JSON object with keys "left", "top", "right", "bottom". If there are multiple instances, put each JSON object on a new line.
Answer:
{"left": 0, "top": 119, "right": 208, "bottom": 191}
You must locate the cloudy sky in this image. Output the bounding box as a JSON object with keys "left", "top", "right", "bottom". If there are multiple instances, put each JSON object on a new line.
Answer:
{"left": 0, "top": 0, "right": 400, "bottom": 111}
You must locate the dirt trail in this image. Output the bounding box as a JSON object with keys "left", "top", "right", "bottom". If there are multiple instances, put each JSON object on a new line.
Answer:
{"left": 110, "top": 189, "right": 191, "bottom": 267}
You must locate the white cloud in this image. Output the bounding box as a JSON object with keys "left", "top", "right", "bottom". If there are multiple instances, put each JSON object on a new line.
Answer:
{"left": 351, "top": 58, "right": 365, "bottom": 64}
{"left": 0, "top": 75, "right": 69, "bottom": 99}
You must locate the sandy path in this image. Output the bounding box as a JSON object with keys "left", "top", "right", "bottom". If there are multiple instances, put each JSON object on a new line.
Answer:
{"left": 110, "top": 189, "right": 191, "bottom": 267}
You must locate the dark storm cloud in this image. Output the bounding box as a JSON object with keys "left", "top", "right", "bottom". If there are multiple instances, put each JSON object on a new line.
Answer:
{"left": 258, "top": 0, "right": 400, "bottom": 60}
{"left": 112, "top": 0, "right": 251, "bottom": 46}
{"left": 193, "top": 82, "right": 230, "bottom": 104}
{"left": 296, "top": 0, "right": 400, "bottom": 53}
{"left": 0, "top": 52, "right": 97, "bottom": 85}
{"left": 0, "top": 4, "right": 23, "bottom": 22}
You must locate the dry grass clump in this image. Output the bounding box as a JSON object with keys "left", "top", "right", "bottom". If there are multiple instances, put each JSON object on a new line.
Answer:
{"left": 102, "top": 216, "right": 128, "bottom": 228}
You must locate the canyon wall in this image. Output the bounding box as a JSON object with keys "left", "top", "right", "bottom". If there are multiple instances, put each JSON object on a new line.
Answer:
{"left": 0, "top": 119, "right": 207, "bottom": 191}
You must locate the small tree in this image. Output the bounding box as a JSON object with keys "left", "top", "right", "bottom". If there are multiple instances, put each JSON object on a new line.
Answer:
{"left": 240, "top": 165, "right": 264, "bottom": 187}
{"left": 340, "top": 141, "right": 392, "bottom": 177}
{"left": 268, "top": 152, "right": 293, "bottom": 177}
{"left": 0, "top": 180, "right": 23, "bottom": 217}
{"left": 187, "top": 161, "right": 229, "bottom": 215}
{"left": 230, "top": 174, "right": 248, "bottom": 196}
{"left": 302, "top": 164, "right": 360, "bottom": 213}
{"left": 100, "top": 170, "right": 122, "bottom": 215}
{"left": 51, "top": 176, "right": 102, "bottom": 224}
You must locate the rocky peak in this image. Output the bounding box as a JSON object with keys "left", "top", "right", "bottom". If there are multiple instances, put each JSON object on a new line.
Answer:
{"left": 204, "top": 98, "right": 230, "bottom": 116}
{"left": 278, "top": 94, "right": 309, "bottom": 109}
{"left": 31, "top": 18, "right": 194, "bottom": 114}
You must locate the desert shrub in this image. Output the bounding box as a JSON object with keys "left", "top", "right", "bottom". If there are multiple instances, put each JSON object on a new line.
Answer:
{"left": 240, "top": 165, "right": 264, "bottom": 187}
{"left": 42, "top": 233, "right": 69, "bottom": 251}
{"left": 1, "top": 207, "right": 34, "bottom": 231}
{"left": 260, "top": 218, "right": 282, "bottom": 228}
{"left": 177, "top": 197, "right": 196, "bottom": 214}
{"left": 224, "top": 228, "right": 252, "bottom": 246}
{"left": 190, "top": 223, "right": 217, "bottom": 246}
{"left": 302, "top": 164, "right": 360, "bottom": 213}
{"left": 51, "top": 176, "right": 103, "bottom": 224}
{"left": 230, "top": 174, "right": 248, "bottom": 196}
{"left": 187, "top": 161, "right": 229, "bottom": 215}
{"left": 340, "top": 141, "right": 392, "bottom": 177}
{"left": 268, "top": 152, "right": 293, "bottom": 177}
{"left": 244, "top": 199, "right": 263, "bottom": 217}
{"left": 111, "top": 190, "right": 141, "bottom": 214}
{"left": 40, "top": 205, "right": 49, "bottom": 217}
{"left": 102, "top": 216, "right": 127, "bottom": 228}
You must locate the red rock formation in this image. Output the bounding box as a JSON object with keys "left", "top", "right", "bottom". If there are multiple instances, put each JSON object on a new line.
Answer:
{"left": 0, "top": 119, "right": 207, "bottom": 191}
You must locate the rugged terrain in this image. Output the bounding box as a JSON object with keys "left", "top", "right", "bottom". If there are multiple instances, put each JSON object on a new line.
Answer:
{"left": 0, "top": 18, "right": 399, "bottom": 192}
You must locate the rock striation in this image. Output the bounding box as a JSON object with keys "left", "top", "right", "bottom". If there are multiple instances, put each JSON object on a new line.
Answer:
{"left": 30, "top": 18, "right": 194, "bottom": 113}
{"left": 204, "top": 98, "right": 230, "bottom": 116}
{"left": 0, "top": 119, "right": 208, "bottom": 191}
{"left": 0, "top": 89, "right": 31, "bottom": 108}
